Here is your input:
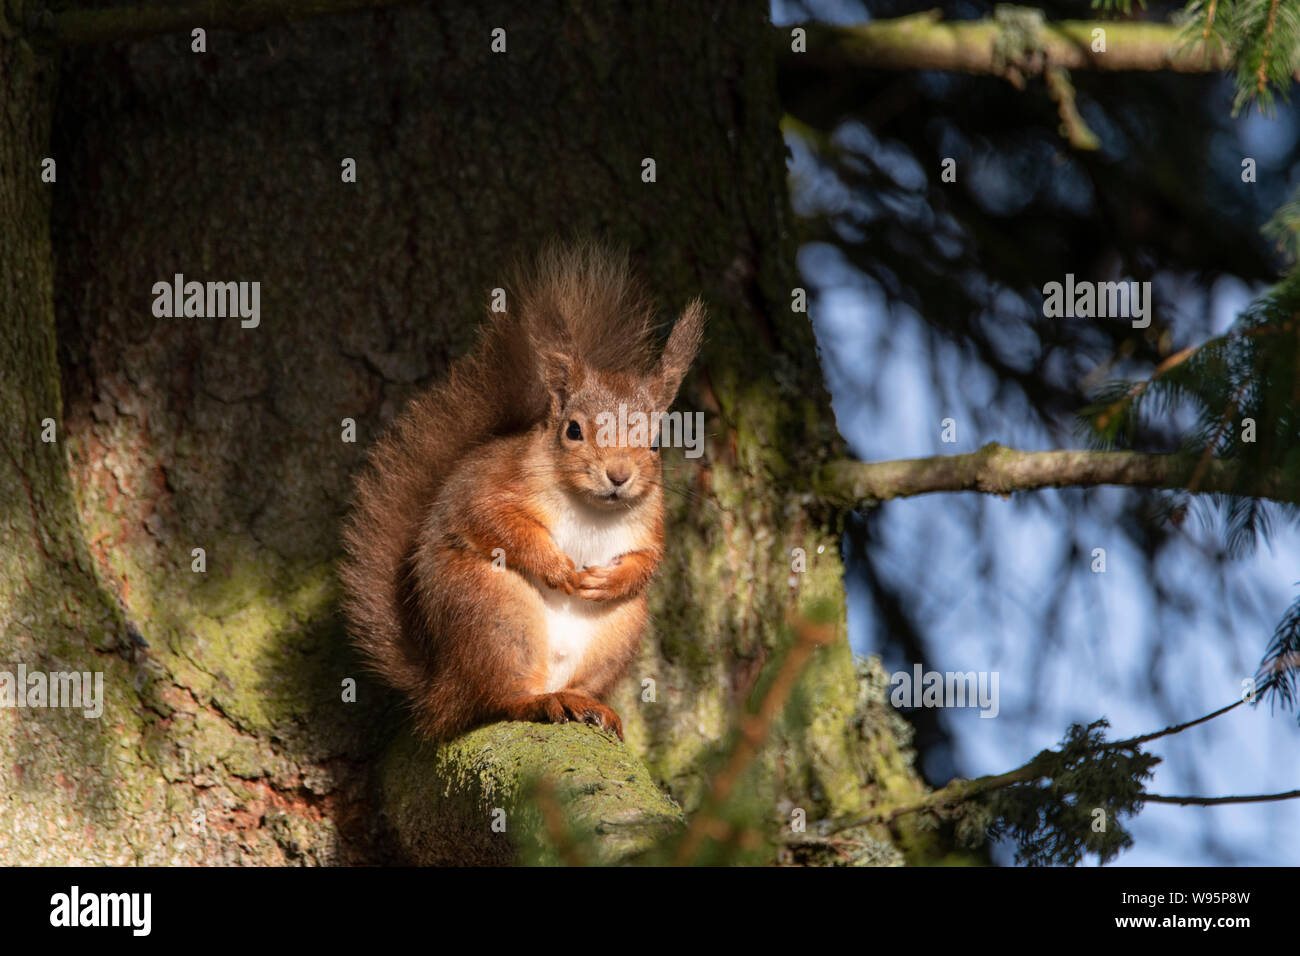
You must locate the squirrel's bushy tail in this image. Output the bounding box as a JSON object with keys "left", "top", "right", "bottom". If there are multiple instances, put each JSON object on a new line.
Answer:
{"left": 339, "top": 242, "right": 660, "bottom": 705}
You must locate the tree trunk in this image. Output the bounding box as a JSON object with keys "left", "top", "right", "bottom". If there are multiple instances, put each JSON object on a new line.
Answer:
{"left": 0, "top": 1, "right": 929, "bottom": 864}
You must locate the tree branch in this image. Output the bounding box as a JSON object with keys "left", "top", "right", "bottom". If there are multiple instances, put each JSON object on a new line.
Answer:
{"left": 816, "top": 442, "right": 1295, "bottom": 508}
{"left": 803, "top": 758, "right": 1049, "bottom": 838}
{"left": 1144, "top": 789, "right": 1300, "bottom": 806}
{"left": 794, "top": 686, "right": 1286, "bottom": 842}
{"left": 1103, "top": 681, "right": 1270, "bottom": 751}
{"left": 381, "top": 722, "right": 684, "bottom": 865}
{"left": 784, "top": 11, "right": 1229, "bottom": 77}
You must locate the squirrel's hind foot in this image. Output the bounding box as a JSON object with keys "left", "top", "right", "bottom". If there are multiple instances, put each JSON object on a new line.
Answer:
{"left": 501, "top": 691, "right": 624, "bottom": 741}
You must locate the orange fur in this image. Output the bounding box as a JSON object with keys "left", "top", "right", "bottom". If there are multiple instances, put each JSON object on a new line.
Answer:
{"left": 340, "top": 243, "right": 704, "bottom": 741}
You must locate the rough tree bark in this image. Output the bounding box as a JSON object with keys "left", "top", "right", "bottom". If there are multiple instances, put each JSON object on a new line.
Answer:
{"left": 1, "top": 1, "right": 931, "bottom": 864}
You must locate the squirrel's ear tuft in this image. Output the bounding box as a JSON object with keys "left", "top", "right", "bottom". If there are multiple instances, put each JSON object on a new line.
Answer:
{"left": 657, "top": 299, "right": 705, "bottom": 405}
{"left": 541, "top": 350, "right": 582, "bottom": 418}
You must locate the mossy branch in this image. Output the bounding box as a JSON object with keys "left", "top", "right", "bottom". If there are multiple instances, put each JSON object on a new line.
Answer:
{"left": 380, "top": 722, "right": 684, "bottom": 866}
{"left": 816, "top": 442, "right": 1298, "bottom": 508}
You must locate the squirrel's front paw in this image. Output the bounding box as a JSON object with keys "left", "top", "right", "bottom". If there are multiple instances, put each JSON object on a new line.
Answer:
{"left": 574, "top": 563, "right": 625, "bottom": 601}
{"left": 540, "top": 554, "right": 578, "bottom": 594}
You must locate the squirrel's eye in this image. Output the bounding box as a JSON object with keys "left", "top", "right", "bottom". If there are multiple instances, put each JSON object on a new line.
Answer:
{"left": 565, "top": 420, "right": 583, "bottom": 441}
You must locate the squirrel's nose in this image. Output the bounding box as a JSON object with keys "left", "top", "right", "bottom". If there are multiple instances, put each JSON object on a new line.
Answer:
{"left": 606, "top": 463, "right": 632, "bottom": 486}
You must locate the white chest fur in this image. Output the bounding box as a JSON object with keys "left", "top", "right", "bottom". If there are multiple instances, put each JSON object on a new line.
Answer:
{"left": 539, "top": 495, "right": 640, "bottom": 693}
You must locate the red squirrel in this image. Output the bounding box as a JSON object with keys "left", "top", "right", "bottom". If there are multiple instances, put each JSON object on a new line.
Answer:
{"left": 340, "top": 244, "right": 704, "bottom": 741}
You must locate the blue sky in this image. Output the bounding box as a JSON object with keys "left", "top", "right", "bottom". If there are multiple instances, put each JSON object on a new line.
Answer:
{"left": 800, "top": 205, "right": 1300, "bottom": 867}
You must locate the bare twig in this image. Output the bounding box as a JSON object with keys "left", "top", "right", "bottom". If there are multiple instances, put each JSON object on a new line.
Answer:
{"left": 816, "top": 443, "right": 1298, "bottom": 509}
{"left": 1144, "top": 788, "right": 1300, "bottom": 806}
{"left": 1044, "top": 66, "right": 1100, "bottom": 150}
{"left": 782, "top": 13, "right": 1229, "bottom": 77}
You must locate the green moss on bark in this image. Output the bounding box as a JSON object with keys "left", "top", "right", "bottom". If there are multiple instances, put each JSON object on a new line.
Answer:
{"left": 381, "top": 723, "right": 684, "bottom": 865}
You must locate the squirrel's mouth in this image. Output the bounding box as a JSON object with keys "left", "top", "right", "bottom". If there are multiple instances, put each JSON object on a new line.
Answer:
{"left": 595, "top": 486, "right": 636, "bottom": 507}
{"left": 575, "top": 476, "right": 639, "bottom": 507}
